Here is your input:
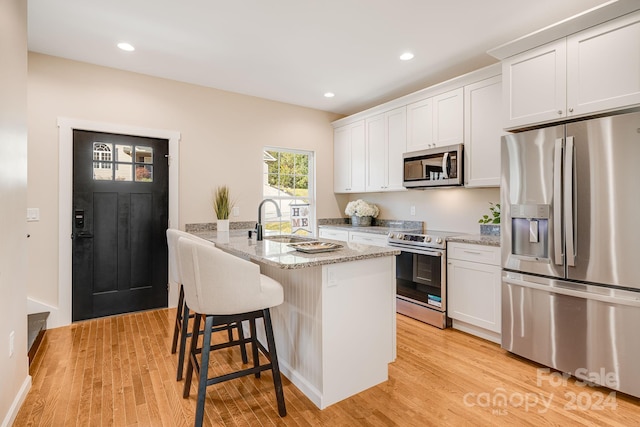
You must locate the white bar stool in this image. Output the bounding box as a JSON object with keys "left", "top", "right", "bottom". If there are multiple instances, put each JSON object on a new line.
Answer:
{"left": 166, "top": 228, "right": 246, "bottom": 381}
{"left": 177, "top": 237, "right": 287, "bottom": 426}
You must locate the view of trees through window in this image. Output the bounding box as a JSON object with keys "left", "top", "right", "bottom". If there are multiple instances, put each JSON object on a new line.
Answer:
{"left": 263, "top": 148, "right": 314, "bottom": 235}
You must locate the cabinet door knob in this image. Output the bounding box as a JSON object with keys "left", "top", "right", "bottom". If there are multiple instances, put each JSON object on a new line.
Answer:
{"left": 568, "top": 107, "right": 574, "bottom": 113}
{"left": 557, "top": 110, "right": 563, "bottom": 115}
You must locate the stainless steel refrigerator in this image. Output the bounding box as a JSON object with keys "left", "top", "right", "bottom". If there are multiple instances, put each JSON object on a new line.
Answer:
{"left": 501, "top": 110, "right": 640, "bottom": 398}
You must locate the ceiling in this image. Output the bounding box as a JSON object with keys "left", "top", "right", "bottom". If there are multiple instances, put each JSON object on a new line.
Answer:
{"left": 27, "top": 0, "right": 611, "bottom": 116}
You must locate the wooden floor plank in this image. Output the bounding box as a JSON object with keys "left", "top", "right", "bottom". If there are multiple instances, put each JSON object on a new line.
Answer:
{"left": 14, "top": 308, "right": 640, "bottom": 426}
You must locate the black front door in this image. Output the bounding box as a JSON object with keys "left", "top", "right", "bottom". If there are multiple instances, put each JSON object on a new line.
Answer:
{"left": 72, "top": 130, "right": 169, "bottom": 321}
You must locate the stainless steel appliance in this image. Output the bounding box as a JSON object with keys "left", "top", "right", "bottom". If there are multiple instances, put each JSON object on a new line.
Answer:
{"left": 501, "top": 110, "right": 640, "bottom": 398}
{"left": 403, "top": 144, "right": 463, "bottom": 188}
{"left": 388, "top": 231, "right": 458, "bottom": 328}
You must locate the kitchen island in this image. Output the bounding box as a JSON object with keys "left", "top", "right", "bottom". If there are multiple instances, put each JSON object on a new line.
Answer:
{"left": 191, "top": 230, "right": 399, "bottom": 409}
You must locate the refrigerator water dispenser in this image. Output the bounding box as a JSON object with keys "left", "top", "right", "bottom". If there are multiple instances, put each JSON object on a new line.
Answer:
{"left": 511, "top": 204, "right": 550, "bottom": 261}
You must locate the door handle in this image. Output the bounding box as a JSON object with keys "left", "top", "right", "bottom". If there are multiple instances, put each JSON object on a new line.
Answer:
{"left": 553, "top": 138, "right": 563, "bottom": 265}
{"left": 564, "top": 136, "right": 576, "bottom": 267}
{"left": 75, "top": 232, "right": 94, "bottom": 239}
{"left": 442, "top": 152, "right": 450, "bottom": 179}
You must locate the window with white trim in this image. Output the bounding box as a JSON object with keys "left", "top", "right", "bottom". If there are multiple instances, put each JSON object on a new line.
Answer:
{"left": 262, "top": 148, "right": 315, "bottom": 236}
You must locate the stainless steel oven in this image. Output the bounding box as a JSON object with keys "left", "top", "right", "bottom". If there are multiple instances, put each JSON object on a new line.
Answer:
{"left": 388, "top": 231, "right": 457, "bottom": 329}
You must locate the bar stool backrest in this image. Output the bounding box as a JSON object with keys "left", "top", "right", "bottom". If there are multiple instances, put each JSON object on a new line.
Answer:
{"left": 166, "top": 228, "right": 213, "bottom": 286}
{"left": 177, "top": 237, "right": 267, "bottom": 315}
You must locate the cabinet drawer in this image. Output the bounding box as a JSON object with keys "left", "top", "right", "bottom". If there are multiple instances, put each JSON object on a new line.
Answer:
{"left": 349, "top": 231, "right": 388, "bottom": 247}
{"left": 447, "top": 242, "right": 500, "bottom": 265}
{"left": 318, "top": 228, "right": 349, "bottom": 242}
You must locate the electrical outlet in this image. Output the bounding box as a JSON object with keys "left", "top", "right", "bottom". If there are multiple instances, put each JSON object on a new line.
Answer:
{"left": 410, "top": 206, "right": 416, "bottom": 216}
{"left": 9, "top": 331, "right": 15, "bottom": 358}
{"left": 232, "top": 206, "right": 240, "bottom": 217}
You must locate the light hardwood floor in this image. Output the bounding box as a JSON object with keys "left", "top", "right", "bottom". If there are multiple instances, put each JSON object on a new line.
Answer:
{"left": 15, "top": 308, "right": 640, "bottom": 426}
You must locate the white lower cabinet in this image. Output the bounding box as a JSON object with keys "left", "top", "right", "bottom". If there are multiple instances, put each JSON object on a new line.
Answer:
{"left": 319, "top": 227, "right": 388, "bottom": 247}
{"left": 318, "top": 228, "right": 349, "bottom": 242}
{"left": 349, "top": 231, "right": 388, "bottom": 247}
{"left": 447, "top": 242, "right": 501, "bottom": 343}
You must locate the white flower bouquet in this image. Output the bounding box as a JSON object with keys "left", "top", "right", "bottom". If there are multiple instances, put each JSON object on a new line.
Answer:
{"left": 345, "top": 199, "right": 379, "bottom": 218}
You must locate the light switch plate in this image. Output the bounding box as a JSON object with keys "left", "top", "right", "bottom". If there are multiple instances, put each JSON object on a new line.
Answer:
{"left": 27, "top": 208, "right": 40, "bottom": 222}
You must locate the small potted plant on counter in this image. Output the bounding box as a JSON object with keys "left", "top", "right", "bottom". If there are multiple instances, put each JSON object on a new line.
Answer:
{"left": 212, "top": 185, "right": 234, "bottom": 232}
{"left": 345, "top": 199, "right": 379, "bottom": 227}
{"left": 478, "top": 202, "right": 500, "bottom": 235}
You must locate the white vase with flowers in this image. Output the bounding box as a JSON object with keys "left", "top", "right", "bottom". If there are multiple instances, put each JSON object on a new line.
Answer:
{"left": 345, "top": 199, "right": 379, "bottom": 226}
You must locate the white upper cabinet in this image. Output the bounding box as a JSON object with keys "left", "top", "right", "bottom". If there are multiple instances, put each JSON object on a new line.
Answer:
{"left": 365, "top": 107, "right": 407, "bottom": 192}
{"left": 365, "top": 114, "right": 386, "bottom": 191}
{"left": 384, "top": 107, "right": 407, "bottom": 191}
{"left": 503, "top": 10, "right": 640, "bottom": 130}
{"left": 464, "top": 75, "right": 505, "bottom": 187}
{"left": 407, "top": 88, "right": 463, "bottom": 152}
{"left": 432, "top": 88, "right": 464, "bottom": 147}
{"left": 406, "top": 98, "right": 433, "bottom": 152}
{"left": 566, "top": 10, "right": 640, "bottom": 116}
{"left": 333, "top": 120, "right": 365, "bottom": 193}
{"left": 502, "top": 40, "right": 567, "bottom": 129}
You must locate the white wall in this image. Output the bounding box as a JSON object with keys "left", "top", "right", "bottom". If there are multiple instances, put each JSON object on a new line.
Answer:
{"left": 0, "top": 0, "right": 30, "bottom": 425}
{"left": 347, "top": 187, "right": 500, "bottom": 233}
{"left": 27, "top": 53, "right": 343, "bottom": 319}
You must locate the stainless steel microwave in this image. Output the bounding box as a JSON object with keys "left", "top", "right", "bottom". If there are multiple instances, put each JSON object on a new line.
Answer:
{"left": 403, "top": 144, "right": 463, "bottom": 188}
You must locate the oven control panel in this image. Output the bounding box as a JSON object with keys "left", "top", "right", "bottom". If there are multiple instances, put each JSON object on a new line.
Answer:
{"left": 388, "top": 231, "right": 453, "bottom": 250}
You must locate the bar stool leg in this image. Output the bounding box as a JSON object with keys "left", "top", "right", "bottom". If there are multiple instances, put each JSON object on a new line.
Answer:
{"left": 183, "top": 313, "right": 201, "bottom": 398}
{"left": 177, "top": 304, "right": 191, "bottom": 381}
{"left": 171, "top": 285, "right": 185, "bottom": 354}
{"left": 263, "top": 309, "right": 286, "bottom": 417}
{"left": 249, "top": 318, "right": 261, "bottom": 378}
{"left": 195, "top": 315, "right": 214, "bottom": 427}
{"left": 237, "top": 322, "right": 248, "bottom": 364}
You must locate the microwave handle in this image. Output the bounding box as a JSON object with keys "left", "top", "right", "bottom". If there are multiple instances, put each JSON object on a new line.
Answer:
{"left": 442, "top": 152, "right": 449, "bottom": 179}
{"left": 422, "top": 160, "right": 428, "bottom": 180}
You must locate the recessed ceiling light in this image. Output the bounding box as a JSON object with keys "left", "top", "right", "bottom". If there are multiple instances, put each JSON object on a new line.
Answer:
{"left": 117, "top": 42, "right": 135, "bottom": 52}
{"left": 324, "top": 92, "right": 335, "bottom": 98}
{"left": 400, "top": 52, "right": 414, "bottom": 61}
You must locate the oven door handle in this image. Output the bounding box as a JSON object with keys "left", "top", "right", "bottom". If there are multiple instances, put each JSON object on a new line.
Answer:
{"left": 420, "top": 250, "right": 444, "bottom": 257}
{"left": 391, "top": 247, "right": 444, "bottom": 257}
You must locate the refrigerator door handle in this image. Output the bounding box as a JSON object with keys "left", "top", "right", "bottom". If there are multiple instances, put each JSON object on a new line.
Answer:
{"left": 564, "top": 136, "right": 576, "bottom": 267}
{"left": 553, "top": 138, "right": 563, "bottom": 265}
{"left": 503, "top": 277, "right": 640, "bottom": 307}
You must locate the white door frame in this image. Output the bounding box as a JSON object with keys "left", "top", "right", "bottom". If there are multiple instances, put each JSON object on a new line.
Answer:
{"left": 54, "top": 118, "right": 180, "bottom": 328}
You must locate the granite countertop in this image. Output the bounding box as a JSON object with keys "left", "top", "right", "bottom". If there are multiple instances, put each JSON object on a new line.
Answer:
{"left": 447, "top": 234, "right": 501, "bottom": 247}
{"left": 191, "top": 230, "right": 400, "bottom": 270}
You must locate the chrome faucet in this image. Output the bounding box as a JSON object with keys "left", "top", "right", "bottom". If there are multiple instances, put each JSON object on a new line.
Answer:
{"left": 256, "top": 198, "right": 282, "bottom": 241}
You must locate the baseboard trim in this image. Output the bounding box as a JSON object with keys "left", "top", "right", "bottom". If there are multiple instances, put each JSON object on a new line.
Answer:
{"left": 1, "top": 375, "right": 31, "bottom": 427}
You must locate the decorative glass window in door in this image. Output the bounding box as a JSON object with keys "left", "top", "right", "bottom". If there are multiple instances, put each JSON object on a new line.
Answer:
{"left": 92, "top": 143, "right": 112, "bottom": 180}
{"left": 92, "top": 141, "right": 153, "bottom": 182}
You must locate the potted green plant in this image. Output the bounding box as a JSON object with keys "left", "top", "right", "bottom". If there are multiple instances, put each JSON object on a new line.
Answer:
{"left": 478, "top": 202, "right": 500, "bottom": 236}
{"left": 212, "top": 185, "right": 234, "bottom": 232}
